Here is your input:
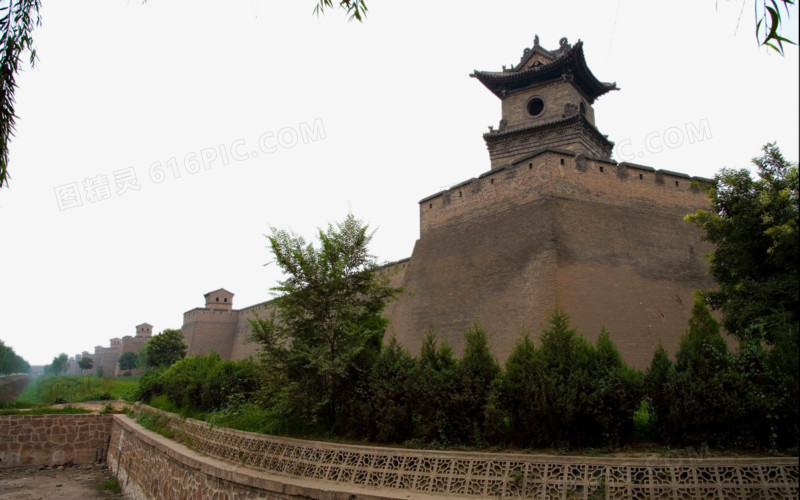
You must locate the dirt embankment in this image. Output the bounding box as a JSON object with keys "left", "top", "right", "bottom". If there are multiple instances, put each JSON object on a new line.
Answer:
{"left": 0, "top": 375, "right": 30, "bottom": 404}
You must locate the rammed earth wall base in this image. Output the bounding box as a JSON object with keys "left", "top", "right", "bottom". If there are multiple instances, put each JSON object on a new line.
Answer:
{"left": 109, "top": 405, "right": 799, "bottom": 499}
{"left": 0, "top": 414, "right": 112, "bottom": 468}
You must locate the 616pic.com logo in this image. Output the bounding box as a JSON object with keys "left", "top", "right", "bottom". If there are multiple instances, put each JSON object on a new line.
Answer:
{"left": 614, "top": 119, "right": 712, "bottom": 162}
{"left": 54, "top": 119, "right": 326, "bottom": 212}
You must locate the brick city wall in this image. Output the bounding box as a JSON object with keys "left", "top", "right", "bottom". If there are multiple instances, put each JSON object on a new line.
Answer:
{"left": 0, "top": 414, "right": 112, "bottom": 468}
{"left": 183, "top": 308, "right": 239, "bottom": 358}
{"left": 390, "top": 150, "right": 715, "bottom": 367}
{"left": 420, "top": 151, "right": 707, "bottom": 237}
{"left": 117, "top": 405, "right": 799, "bottom": 499}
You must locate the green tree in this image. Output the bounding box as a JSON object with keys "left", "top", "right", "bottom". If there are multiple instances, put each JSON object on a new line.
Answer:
{"left": 0, "top": 0, "right": 41, "bottom": 188}
{"left": 491, "top": 332, "right": 538, "bottom": 447}
{"left": 118, "top": 351, "right": 138, "bottom": 373}
{"left": 0, "top": 339, "right": 30, "bottom": 374}
{"left": 452, "top": 321, "right": 500, "bottom": 445}
{"left": 409, "top": 330, "right": 460, "bottom": 444}
{"left": 644, "top": 343, "right": 673, "bottom": 441}
{"left": 45, "top": 353, "right": 68, "bottom": 375}
{"left": 659, "top": 293, "right": 736, "bottom": 446}
{"left": 77, "top": 356, "right": 93, "bottom": 373}
{"left": 143, "top": 329, "right": 187, "bottom": 368}
{"left": 249, "top": 213, "right": 401, "bottom": 433}
{"left": 686, "top": 143, "right": 798, "bottom": 342}
{"left": 525, "top": 309, "right": 599, "bottom": 447}
{"left": 353, "top": 336, "right": 416, "bottom": 443}
{"left": 585, "top": 328, "right": 644, "bottom": 446}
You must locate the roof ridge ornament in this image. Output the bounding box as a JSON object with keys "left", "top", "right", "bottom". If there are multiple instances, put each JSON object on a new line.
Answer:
{"left": 533, "top": 34, "right": 540, "bottom": 47}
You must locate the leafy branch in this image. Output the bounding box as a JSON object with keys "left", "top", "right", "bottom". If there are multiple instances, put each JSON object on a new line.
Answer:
{"left": 0, "top": 0, "right": 40, "bottom": 188}
{"left": 313, "top": 0, "right": 368, "bottom": 22}
{"left": 756, "top": 0, "right": 796, "bottom": 54}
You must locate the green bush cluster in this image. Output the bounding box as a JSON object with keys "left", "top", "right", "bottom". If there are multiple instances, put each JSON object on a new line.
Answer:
{"left": 139, "top": 302, "right": 798, "bottom": 452}
{"left": 342, "top": 314, "right": 643, "bottom": 449}
{"left": 136, "top": 353, "right": 259, "bottom": 416}
{"left": 646, "top": 294, "right": 798, "bottom": 449}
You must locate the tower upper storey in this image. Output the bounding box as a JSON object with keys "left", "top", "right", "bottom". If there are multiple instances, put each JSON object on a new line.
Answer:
{"left": 204, "top": 288, "right": 234, "bottom": 311}
{"left": 472, "top": 36, "right": 617, "bottom": 168}
{"left": 136, "top": 323, "right": 153, "bottom": 338}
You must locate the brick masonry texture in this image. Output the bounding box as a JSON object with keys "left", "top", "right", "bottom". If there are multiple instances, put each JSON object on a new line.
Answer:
{"left": 0, "top": 414, "right": 112, "bottom": 468}
{"left": 110, "top": 405, "right": 799, "bottom": 499}
{"left": 390, "top": 151, "right": 714, "bottom": 368}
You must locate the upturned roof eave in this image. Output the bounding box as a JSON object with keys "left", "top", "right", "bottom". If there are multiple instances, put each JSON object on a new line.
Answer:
{"left": 471, "top": 42, "right": 617, "bottom": 102}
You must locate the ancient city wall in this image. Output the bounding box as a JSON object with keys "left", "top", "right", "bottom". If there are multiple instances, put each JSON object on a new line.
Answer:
{"left": 229, "top": 301, "right": 274, "bottom": 360}
{"left": 0, "top": 414, "right": 112, "bottom": 468}
{"left": 419, "top": 150, "right": 709, "bottom": 237}
{"left": 114, "top": 405, "right": 799, "bottom": 499}
{"left": 182, "top": 308, "right": 238, "bottom": 358}
{"left": 394, "top": 150, "right": 715, "bottom": 366}
{"left": 100, "top": 346, "right": 121, "bottom": 379}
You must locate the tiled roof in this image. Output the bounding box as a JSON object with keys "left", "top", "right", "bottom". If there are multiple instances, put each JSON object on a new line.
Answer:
{"left": 471, "top": 39, "right": 617, "bottom": 103}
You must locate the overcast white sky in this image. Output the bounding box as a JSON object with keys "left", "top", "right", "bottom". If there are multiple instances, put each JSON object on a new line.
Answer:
{"left": 1, "top": 1, "right": 798, "bottom": 365}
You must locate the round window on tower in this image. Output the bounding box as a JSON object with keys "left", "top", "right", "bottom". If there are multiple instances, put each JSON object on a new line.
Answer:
{"left": 526, "top": 97, "right": 545, "bottom": 117}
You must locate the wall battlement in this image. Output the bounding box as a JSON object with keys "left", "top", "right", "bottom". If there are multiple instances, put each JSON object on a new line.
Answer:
{"left": 420, "top": 150, "right": 711, "bottom": 237}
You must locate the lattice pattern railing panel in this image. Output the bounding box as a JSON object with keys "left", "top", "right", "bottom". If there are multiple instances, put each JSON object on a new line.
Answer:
{"left": 134, "top": 404, "right": 799, "bottom": 499}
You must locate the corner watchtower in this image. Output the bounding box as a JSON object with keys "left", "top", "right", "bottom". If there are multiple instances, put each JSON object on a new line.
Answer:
{"left": 204, "top": 288, "right": 234, "bottom": 311}
{"left": 471, "top": 36, "right": 617, "bottom": 168}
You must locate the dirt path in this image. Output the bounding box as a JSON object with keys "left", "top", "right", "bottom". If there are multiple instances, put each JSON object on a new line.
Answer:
{"left": 0, "top": 464, "right": 123, "bottom": 500}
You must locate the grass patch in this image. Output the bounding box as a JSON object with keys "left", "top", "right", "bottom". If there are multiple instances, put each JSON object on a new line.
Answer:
{"left": 12, "top": 376, "right": 140, "bottom": 405}
{"left": 136, "top": 410, "right": 174, "bottom": 438}
{"left": 206, "top": 403, "right": 275, "bottom": 434}
{"left": 100, "top": 478, "right": 122, "bottom": 494}
{"left": 0, "top": 405, "right": 92, "bottom": 415}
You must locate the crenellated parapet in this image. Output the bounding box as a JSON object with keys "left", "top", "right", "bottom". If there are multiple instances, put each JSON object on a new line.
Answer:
{"left": 419, "top": 149, "right": 711, "bottom": 237}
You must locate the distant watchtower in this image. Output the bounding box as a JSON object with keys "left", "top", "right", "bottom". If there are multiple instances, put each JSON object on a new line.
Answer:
{"left": 135, "top": 323, "right": 153, "bottom": 337}
{"left": 204, "top": 288, "right": 234, "bottom": 311}
{"left": 471, "top": 36, "right": 617, "bottom": 168}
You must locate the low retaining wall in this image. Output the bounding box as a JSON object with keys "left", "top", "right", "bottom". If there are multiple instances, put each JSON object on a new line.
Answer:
{"left": 108, "top": 414, "right": 408, "bottom": 499}
{"left": 0, "top": 413, "right": 112, "bottom": 468}
{"left": 117, "top": 405, "right": 799, "bottom": 499}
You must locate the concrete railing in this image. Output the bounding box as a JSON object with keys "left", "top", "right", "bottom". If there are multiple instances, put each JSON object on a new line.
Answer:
{"left": 127, "top": 404, "right": 799, "bottom": 499}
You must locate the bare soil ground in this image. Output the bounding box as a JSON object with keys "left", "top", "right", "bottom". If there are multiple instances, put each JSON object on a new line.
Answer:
{"left": 0, "top": 464, "right": 123, "bottom": 500}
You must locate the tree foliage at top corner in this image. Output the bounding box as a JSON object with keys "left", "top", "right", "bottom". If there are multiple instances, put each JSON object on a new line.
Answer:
{"left": 686, "top": 143, "right": 798, "bottom": 342}
{"left": 0, "top": 0, "right": 41, "bottom": 189}
{"left": 313, "top": 0, "right": 368, "bottom": 22}
{"left": 753, "top": 0, "right": 797, "bottom": 55}
{"left": 249, "top": 213, "right": 401, "bottom": 432}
